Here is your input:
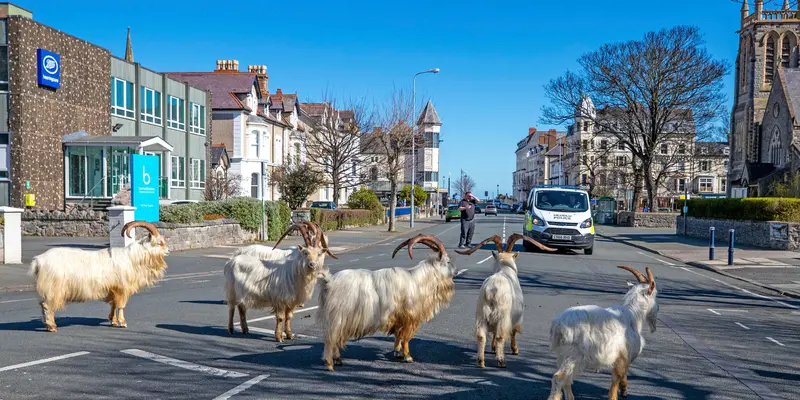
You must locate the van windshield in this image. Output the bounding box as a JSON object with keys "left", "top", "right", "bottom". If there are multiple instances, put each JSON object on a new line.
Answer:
{"left": 534, "top": 190, "right": 589, "bottom": 212}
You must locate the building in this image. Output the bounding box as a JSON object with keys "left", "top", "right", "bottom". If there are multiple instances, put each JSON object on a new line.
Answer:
{"left": 512, "top": 128, "right": 562, "bottom": 201}
{"left": 412, "top": 100, "right": 442, "bottom": 209}
{"left": 168, "top": 61, "right": 291, "bottom": 201}
{"left": 691, "top": 142, "right": 730, "bottom": 197}
{"left": 730, "top": 0, "right": 800, "bottom": 196}
{"left": 1, "top": 4, "right": 211, "bottom": 210}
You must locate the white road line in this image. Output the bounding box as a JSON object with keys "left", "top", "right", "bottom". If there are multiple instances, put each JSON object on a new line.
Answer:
{"left": 636, "top": 251, "right": 676, "bottom": 266}
{"left": 365, "top": 256, "right": 373, "bottom": 259}
{"left": 477, "top": 256, "right": 493, "bottom": 265}
{"left": 707, "top": 309, "right": 721, "bottom": 315}
{"left": 735, "top": 322, "right": 750, "bottom": 330}
{"left": 0, "top": 351, "right": 90, "bottom": 373}
{"left": 678, "top": 267, "right": 800, "bottom": 310}
{"left": 435, "top": 224, "right": 458, "bottom": 237}
{"left": 247, "top": 327, "right": 317, "bottom": 339}
{"left": 766, "top": 337, "right": 786, "bottom": 347}
{"left": 0, "top": 298, "right": 36, "bottom": 304}
{"left": 350, "top": 258, "right": 360, "bottom": 262}
{"left": 212, "top": 375, "right": 270, "bottom": 400}
{"left": 160, "top": 271, "right": 222, "bottom": 282}
{"left": 234, "top": 306, "right": 318, "bottom": 326}
{"left": 378, "top": 254, "right": 386, "bottom": 257}
{"left": 502, "top": 216, "right": 507, "bottom": 244}
{"left": 120, "top": 349, "right": 247, "bottom": 378}
{"left": 206, "top": 255, "right": 232, "bottom": 259}
{"left": 189, "top": 280, "right": 210, "bottom": 284}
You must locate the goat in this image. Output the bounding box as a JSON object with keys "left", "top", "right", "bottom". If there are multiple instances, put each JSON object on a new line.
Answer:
{"left": 224, "top": 222, "right": 336, "bottom": 343}
{"left": 29, "top": 221, "right": 169, "bottom": 332}
{"left": 317, "top": 234, "right": 463, "bottom": 371}
{"left": 234, "top": 221, "right": 334, "bottom": 263}
{"left": 456, "top": 233, "right": 555, "bottom": 368}
{"left": 547, "top": 266, "right": 659, "bottom": 400}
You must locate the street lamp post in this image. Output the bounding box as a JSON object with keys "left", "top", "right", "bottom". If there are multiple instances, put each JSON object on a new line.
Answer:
{"left": 410, "top": 68, "right": 439, "bottom": 228}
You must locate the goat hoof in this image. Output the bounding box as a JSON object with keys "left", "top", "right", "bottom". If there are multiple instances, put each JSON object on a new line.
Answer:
{"left": 45, "top": 326, "right": 57, "bottom": 332}
{"left": 511, "top": 348, "right": 519, "bottom": 355}
{"left": 285, "top": 332, "right": 295, "bottom": 340}
{"left": 477, "top": 359, "right": 485, "bottom": 368}
{"left": 497, "top": 359, "right": 506, "bottom": 368}
{"left": 394, "top": 351, "right": 404, "bottom": 359}
{"left": 402, "top": 356, "right": 414, "bottom": 363}
{"left": 334, "top": 358, "right": 343, "bottom": 366}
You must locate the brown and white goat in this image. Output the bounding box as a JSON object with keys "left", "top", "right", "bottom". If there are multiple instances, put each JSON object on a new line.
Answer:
{"left": 317, "top": 234, "right": 462, "bottom": 371}
{"left": 29, "top": 221, "right": 169, "bottom": 332}
{"left": 456, "top": 234, "right": 555, "bottom": 368}
{"left": 225, "top": 222, "right": 335, "bottom": 342}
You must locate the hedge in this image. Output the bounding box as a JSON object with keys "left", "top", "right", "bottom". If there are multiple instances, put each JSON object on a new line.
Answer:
{"left": 686, "top": 198, "right": 800, "bottom": 223}
{"left": 159, "top": 197, "right": 292, "bottom": 240}
{"left": 310, "top": 208, "right": 382, "bottom": 231}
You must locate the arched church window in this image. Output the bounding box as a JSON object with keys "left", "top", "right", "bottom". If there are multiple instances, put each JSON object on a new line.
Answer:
{"left": 766, "top": 36, "right": 776, "bottom": 84}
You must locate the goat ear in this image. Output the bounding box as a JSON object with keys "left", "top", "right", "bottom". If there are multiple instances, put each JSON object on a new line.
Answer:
{"left": 297, "top": 245, "right": 305, "bottom": 252}
{"left": 512, "top": 252, "right": 519, "bottom": 259}
{"left": 491, "top": 251, "right": 498, "bottom": 259}
{"left": 648, "top": 280, "right": 656, "bottom": 295}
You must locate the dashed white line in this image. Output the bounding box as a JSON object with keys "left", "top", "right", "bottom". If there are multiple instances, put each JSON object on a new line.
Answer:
{"left": 435, "top": 224, "right": 458, "bottom": 237}
{"left": 247, "top": 327, "right": 317, "bottom": 339}
{"left": 502, "top": 216, "right": 507, "bottom": 244}
{"left": 636, "top": 251, "right": 676, "bottom": 266}
{"left": 0, "top": 351, "right": 91, "bottom": 373}
{"left": 378, "top": 253, "right": 386, "bottom": 257}
{"left": 160, "top": 271, "right": 222, "bottom": 282}
{"left": 735, "top": 322, "right": 750, "bottom": 330}
{"left": 121, "top": 349, "right": 248, "bottom": 378}
{"left": 766, "top": 337, "right": 785, "bottom": 347}
{"left": 0, "top": 298, "right": 36, "bottom": 304}
{"left": 350, "top": 258, "right": 360, "bottom": 262}
{"left": 189, "top": 280, "right": 210, "bottom": 284}
{"left": 212, "top": 374, "right": 270, "bottom": 400}
{"left": 234, "top": 306, "right": 318, "bottom": 325}
{"left": 477, "top": 256, "right": 493, "bottom": 265}
{"left": 365, "top": 256, "right": 373, "bottom": 259}
{"left": 707, "top": 309, "right": 721, "bottom": 315}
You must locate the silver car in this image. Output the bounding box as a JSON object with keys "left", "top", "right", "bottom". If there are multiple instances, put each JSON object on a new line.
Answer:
{"left": 485, "top": 205, "right": 497, "bottom": 216}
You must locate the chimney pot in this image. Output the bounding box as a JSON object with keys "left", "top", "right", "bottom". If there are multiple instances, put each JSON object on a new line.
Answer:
{"left": 216, "top": 60, "right": 222, "bottom": 70}
{"left": 276, "top": 88, "right": 283, "bottom": 95}
{"left": 233, "top": 60, "right": 239, "bottom": 70}
{"left": 528, "top": 127, "right": 537, "bottom": 135}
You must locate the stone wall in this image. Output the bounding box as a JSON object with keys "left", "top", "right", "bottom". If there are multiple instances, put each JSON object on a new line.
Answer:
{"left": 153, "top": 219, "right": 256, "bottom": 251}
{"left": 677, "top": 216, "right": 800, "bottom": 251}
{"left": 22, "top": 206, "right": 108, "bottom": 236}
{"left": 616, "top": 212, "right": 680, "bottom": 228}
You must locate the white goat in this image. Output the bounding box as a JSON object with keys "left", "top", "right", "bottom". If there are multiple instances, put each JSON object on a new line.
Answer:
{"left": 233, "top": 221, "right": 332, "bottom": 262}
{"left": 456, "top": 234, "right": 555, "bottom": 368}
{"left": 317, "top": 234, "right": 463, "bottom": 371}
{"left": 547, "top": 266, "right": 659, "bottom": 400}
{"left": 225, "top": 222, "right": 335, "bottom": 342}
{"left": 29, "top": 221, "right": 169, "bottom": 332}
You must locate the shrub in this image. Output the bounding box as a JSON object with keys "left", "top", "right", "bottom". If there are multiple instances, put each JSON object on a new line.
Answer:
{"left": 160, "top": 204, "right": 203, "bottom": 224}
{"left": 159, "top": 197, "right": 291, "bottom": 240}
{"left": 264, "top": 200, "right": 292, "bottom": 241}
{"left": 311, "top": 209, "right": 380, "bottom": 230}
{"left": 347, "top": 187, "right": 384, "bottom": 224}
{"left": 203, "top": 213, "right": 226, "bottom": 221}
{"left": 687, "top": 198, "right": 800, "bottom": 223}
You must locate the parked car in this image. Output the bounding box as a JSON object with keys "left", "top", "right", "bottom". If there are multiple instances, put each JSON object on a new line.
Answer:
{"left": 163, "top": 199, "right": 199, "bottom": 206}
{"left": 445, "top": 205, "right": 461, "bottom": 222}
{"left": 310, "top": 201, "right": 337, "bottom": 210}
{"left": 474, "top": 204, "right": 482, "bottom": 213}
{"left": 485, "top": 205, "right": 498, "bottom": 216}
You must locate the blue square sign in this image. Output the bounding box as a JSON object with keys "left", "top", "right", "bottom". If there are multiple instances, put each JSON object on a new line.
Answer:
{"left": 37, "top": 48, "right": 61, "bottom": 89}
{"left": 130, "top": 154, "right": 161, "bottom": 222}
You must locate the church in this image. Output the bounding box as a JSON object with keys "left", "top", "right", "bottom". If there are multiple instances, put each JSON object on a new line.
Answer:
{"left": 730, "top": 0, "right": 800, "bottom": 196}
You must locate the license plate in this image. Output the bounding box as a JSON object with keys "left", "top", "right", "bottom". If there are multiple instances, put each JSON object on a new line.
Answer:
{"left": 552, "top": 234, "right": 572, "bottom": 240}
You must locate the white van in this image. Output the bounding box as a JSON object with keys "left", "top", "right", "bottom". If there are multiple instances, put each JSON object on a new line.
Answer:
{"left": 523, "top": 185, "right": 595, "bottom": 254}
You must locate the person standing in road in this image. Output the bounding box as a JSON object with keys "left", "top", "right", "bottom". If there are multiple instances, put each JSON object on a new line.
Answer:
{"left": 458, "top": 192, "right": 477, "bottom": 249}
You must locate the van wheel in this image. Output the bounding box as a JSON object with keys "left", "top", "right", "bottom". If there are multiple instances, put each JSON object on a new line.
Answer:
{"left": 584, "top": 246, "right": 594, "bottom": 255}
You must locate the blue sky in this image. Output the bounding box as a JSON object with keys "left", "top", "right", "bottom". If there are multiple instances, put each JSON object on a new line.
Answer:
{"left": 19, "top": 0, "right": 745, "bottom": 199}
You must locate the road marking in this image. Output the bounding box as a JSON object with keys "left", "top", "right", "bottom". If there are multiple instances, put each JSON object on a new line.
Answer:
{"left": 636, "top": 251, "right": 676, "bottom": 266}
{"left": 247, "top": 327, "right": 317, "bottom": 339}
{"left": 0, "top": 351, "right": 90, "bottom": 373}
{"left": 350, "top": 258, "right": 360, "bottom": 262}
{"left": 678, "top": 267, "right": 799, "bottom": 310}
{"left": 0, "top": 298, "right": 36, "bottom": 304}
{"left": 436, "top": 224, "right": 458, "bottom": 237}
{"left": 735, "top": 322, "right": 750, "bottom": 330}
{"left": 378, "top": 253, "right": 386, "bottom": 257}
{"left": 189, "top": 280, "right": 210, "bottom": 284}
{"left": 121, "top": 349, "right": 247, "bottom": 378}
{"left": 766, "top": 337, "right": 785, "bottom": 347}
{"left": 502, "top": 216, "right": 507, "bottom": 244}
{"left": 206, "top": 255, "right": 232, "bottom": 259}
{"left": 707, "top": 309, "right": 721, "bottom": 315}
{"left": 477, "top": 256, "right": 493, "bottom": 265}
{"left": 212, "top": 375, "right": 270, "bottom": 400}
{"left": 365, "top": 256, "right": 373, "bottom": 259}
{"left": 234, "top": 306, "right": 318, "bottom": 325}
{"left": 161, "top": 271, "right": 222, "bottom": 282}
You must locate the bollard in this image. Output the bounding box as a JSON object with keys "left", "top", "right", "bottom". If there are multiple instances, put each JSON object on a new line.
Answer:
{"left": 728, "top": 229, "right": 735, "bottom": 266}
{"left": 709, "top": 227, "right": 715, "bottom": 261}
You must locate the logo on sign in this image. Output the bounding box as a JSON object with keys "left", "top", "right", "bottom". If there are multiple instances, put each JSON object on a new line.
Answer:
{"left": 37, "top": 49, "right": 61, "bottom": 89}
{"left": 42, "top": 55, "right": 59, "bottom": 74}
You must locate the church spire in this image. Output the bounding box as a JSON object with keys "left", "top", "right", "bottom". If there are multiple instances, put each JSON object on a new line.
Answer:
{"left": 783, "top": 0, "right": 790, "bottom": 11}
{"left": 125, "top": 27, "right": 133, "bottom": 62}
{"left": 741, "top": 0, "right": 749, "bottom": 21}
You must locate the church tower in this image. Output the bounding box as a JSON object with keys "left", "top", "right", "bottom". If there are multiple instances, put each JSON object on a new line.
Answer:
{"left": 730, "top": 0, "right": 800, "bottom": 191}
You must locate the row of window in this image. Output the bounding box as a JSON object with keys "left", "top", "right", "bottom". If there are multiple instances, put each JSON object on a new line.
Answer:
{"left": 581, "top": 139, "right": 729, "bottom": 157}
{"left": 170, "top": 156, "right": 206, "bottom": 189}
{"left": 111, "top": 77, "right": 206, "bottom": 135}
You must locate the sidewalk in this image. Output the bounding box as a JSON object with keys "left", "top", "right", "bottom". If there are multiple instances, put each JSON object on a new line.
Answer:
{"left": 596, "top": 225, "right": 800, "bottom": 299}
{"left": 0, "top": 216, "right": 445, "bottom": 292}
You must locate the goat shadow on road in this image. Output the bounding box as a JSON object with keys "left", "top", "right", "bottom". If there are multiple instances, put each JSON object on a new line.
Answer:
{"left": 156, "top": 323, "right": 269, "bottom": 340}
{"left": 0, "top": 317, "right": 107, "bottom": 332}
{"left": 178, "top": 300, "right": 226, "bottom": 305}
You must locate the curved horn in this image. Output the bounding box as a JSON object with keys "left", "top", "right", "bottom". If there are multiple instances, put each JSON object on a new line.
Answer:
{"left": 617, "top": 265, "right": 648, "bottom": 283}
{"left": 303, "top": 221, "right": 337, "bottom": 259}
{"left": 504, "top": 233, "right": 556, "bottom": 253}
{"left": 646, "top": 266, "right": 656, "bottom": 294}
{"left": 455, "top": 235, "right": 503, "bottom": 255}
{"left": 301, "top": 221, "right": 320, "bottom": 245}
{"left": 392, "top": 235, "right": 424, "bottom": 259}
{"left": 122, "top": 221, "right": 159, "bottom": 239}
{"left": 273, "top": 223, "right": 311, "bottom": 250}
{"left": 415, "top": 234, "right": 446, "bottom": 255}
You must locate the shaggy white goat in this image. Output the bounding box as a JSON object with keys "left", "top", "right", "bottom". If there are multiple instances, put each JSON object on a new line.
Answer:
{"left": 317, "top": 234, "right": 463, "bottom": 371}
{"left": 547, "top": 266, "right": 659, "bottom": 400}
{"left": 233, "top": 221, "right": 332, "bottom": 262}
{"left": 225, "top": 222, "right": 335, "bottom": 342}
{"left": 29, "top": 221, "right": 169, "bottom": 332}
{"left": 456, "top": 234, "right": 555, "bottom": 368}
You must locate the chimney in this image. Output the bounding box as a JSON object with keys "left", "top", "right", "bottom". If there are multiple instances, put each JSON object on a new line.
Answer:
{"left": 755, "top": 0, "right": 763, "bottom": 20}
{"left": 215, "top": 60, "right": 242, "bottom": 72}
{"left": 250, "top": 64, "right": 268, "bottom": 96}
{"left": 276, "top": 88, "right": 283, "bottom": 96}
{"left": 528, "top": 127, "right": 537, "bottom": 136}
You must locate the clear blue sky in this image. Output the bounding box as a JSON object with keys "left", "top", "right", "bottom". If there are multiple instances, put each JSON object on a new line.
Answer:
{"left": 19, "top": 0, "right": 745, "bottom": 199}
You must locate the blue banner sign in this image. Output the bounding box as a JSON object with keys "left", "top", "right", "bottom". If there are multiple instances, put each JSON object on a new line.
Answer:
{"left": 130, "top": 154, "right": 160, "bottom": 222}
{"left": 37, "top": 49, "right": 61, "bottom": 89}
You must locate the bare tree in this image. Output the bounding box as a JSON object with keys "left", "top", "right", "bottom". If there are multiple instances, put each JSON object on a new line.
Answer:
{"left": 518, "top": 174, "right": 536, "bottom": 203}
{"left": 453, "top": 173, "right": 476, "bottom": 199}
{"left": 302, "top": 96, "right": 376, "bottom": 205}
{"left": 541, "top": 26, "right": 728, "bottom": 210}
{"left": 205, "top": 173, "right": 243, "bottom": 201}
{"left": 270, "top": 162, "right": 325, "bottom": 210}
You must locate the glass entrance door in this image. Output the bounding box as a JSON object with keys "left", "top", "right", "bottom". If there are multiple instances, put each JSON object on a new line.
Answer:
{"left": 106, "top": 147, "right": 131, "bottom": 197}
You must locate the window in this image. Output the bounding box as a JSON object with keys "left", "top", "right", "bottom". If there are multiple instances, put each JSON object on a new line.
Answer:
{"left": 167, "top": 96, "right": 185, "bottom": 130}
{"left": 581, "top": 174, "right": 587, "bottom": 185}
{"left": 170, "top": 156, "right": 185, "bottom": 188}
{"left": 582, "top": 122, "right": 588, "bottom": 132}
{"left": 617, "top": 141, "right": 625, "bottom": 150}
{"left": 423, "top": 171, "right": 438, "bottom": 182}
{"left": 677, "top": 178, "right": 686, "bottom": 193}
{"left": 251, "top": 173, "right": 259, "bottom": 198}
{"left": 351, "top": 161, "right": 356, "bottom": 176}
{"left": 700, "top": 147, "right": 707, "bottom": 155}
{"left": 615, "top": 156, "right": 625, "bottom": 167}
{"left": 190, "top": 158, "right": 206, "bottom": 188}
{"left": 261, "top": 132, "right": 269, "bottom": 161}
{"left": 766, "top": 36, "right": 776, "bottom": 84}
{"left": 111, "top": 77, "right": 134, "bottom": 118}
{"left": 660, "top": 143, "right": 668, "bottom": 155}
{"left": 782, "top": 36, "right": 792, "bottom": 69}
{"left": 700, "top": 161, "right": 710, "bottom": 172}
{"left": 600, "top": 156, "right": 607, "bottom": 167}
{"left": 139, "top": 87, "right": 162, "bottom": 125}
{"left": 190, "top": 103, "right": 206, "bottom": 135}
{"left": 582, "top": 140, "right": 589, "bottom": 151}
{"left": 699, "top": 177, "right": 713, "bottom": 192}
{"left": 424, "top": 132, "right": 439, "bottom": 148}
{"left": 370, "top": 166, "right": 379, "bottom": 181}
{"left": 770, "top": 127, "right": 784, "bottom": 166}
{"left": 678, "top": 144, "right": 686, "bottom": 154}
{"left": 249, "top": 131, "right": 259, "bottom": 158}
{"left": 721, "top": 178, "right": 727, "bottom": 193}
{"left": 294, "top": 143, "right": 301, "bottom": 165}
{"left": 0, "top": 45, "right": 8, "bottom": 92}
{"left": 600, "top": 140, "right": 608, "bottom": 150}
{"left": 678, "top": 162, "right": 686, "bottom": 172}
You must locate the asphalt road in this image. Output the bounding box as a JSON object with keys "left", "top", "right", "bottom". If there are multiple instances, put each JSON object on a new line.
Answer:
{"left": 0, "top": 213, "right": 798, "bottom": 399}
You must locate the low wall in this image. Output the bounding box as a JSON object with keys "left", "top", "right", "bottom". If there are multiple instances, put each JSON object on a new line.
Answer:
{"left": 677, "top": 216, "right": 800, "bottom": 251}
{"left": 153, "top": 219, "right": 257, "bottom": 251}
{"left": 616, "top": 212, "right": 680, "bottom": 228}
{"left": 22, "top": 207, "right": 108, "bottom": 237}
